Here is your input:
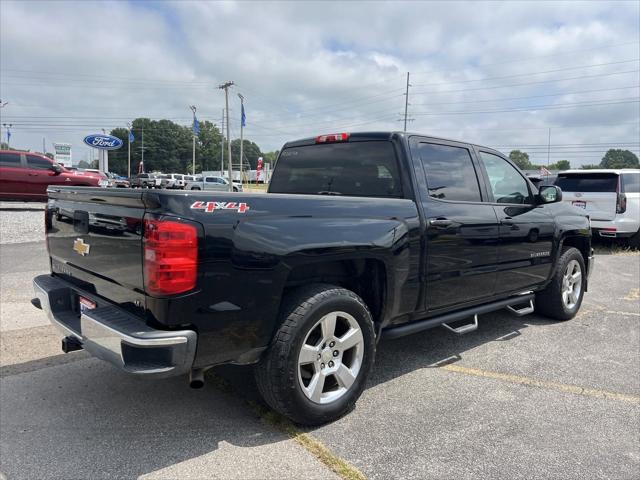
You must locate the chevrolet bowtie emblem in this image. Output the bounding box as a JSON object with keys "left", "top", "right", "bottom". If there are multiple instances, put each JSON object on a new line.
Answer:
{"left": 73, "top": 238, "right": 91, "bottom": 256}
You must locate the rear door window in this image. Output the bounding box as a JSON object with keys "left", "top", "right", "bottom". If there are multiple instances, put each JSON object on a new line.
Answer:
{"left": 0, "top": 152, "right": 22, "bottom": 167}
{"left": 26, "top": 154, "right": 53, "bottom": 169}
{"left": 418, "top": 143, "right": 481, "bottom": 202}
{"left": 269, "top": 141, "right": 403, "bottom": 198}
{"left": 555, "top": 174, "right": 618, "bottom": 192}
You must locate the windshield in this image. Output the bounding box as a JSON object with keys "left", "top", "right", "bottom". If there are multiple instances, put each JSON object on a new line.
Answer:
{"left": 269, "top": 141, "right": 403, "bottom": 198}
{"left": 555, "top": 173, "right": 618, "bottom": 192}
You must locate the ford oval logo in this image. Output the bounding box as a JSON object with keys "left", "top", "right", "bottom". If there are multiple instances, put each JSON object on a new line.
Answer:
{"left": 83, "top": 134, "right": 123, "bottom": 150}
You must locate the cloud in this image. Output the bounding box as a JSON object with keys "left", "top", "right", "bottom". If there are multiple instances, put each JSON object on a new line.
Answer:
{"left": 1, "top": 0, "right": 638, "bottom": 167}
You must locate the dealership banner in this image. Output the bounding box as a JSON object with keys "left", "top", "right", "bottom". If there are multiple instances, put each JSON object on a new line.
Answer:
{"left": 53, "top": 142, "right": 72, "bottom": 167}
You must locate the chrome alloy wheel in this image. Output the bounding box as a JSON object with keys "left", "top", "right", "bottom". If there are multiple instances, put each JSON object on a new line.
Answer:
{"left": 562, "top": 259, "right": 582, "bottom": 310}
{"left": 297, "top": 311, "right": 365, "bottom": 404}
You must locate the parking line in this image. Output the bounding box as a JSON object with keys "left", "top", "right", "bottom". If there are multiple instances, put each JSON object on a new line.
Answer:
{"left": 441, "top": 364, "right": 640, "bottom": 405}
{"left": 208, "top": 373, "right": 366, "bottom": 480}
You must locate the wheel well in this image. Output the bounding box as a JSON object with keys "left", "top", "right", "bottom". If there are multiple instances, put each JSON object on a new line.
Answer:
{"left": 284, "top": 259, "right": 386, "bottom": 327}
{"left": 562, "top": 235, "right": 589, "bottom": 264}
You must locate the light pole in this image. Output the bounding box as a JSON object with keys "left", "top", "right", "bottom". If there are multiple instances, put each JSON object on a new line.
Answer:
{"left": 189, "top": 105, "right": 197, "bottom": 175}
{"left": 2, "top": 123, "right": 12, "bottom": 148}
{"left": 218, "top": 81, "right": 234, "bottom": 192}
{"left": 127, "top": 122, "right": 132, "bottom": 179}
{"left": 237, "top": 93, "right": 245, "bottom": 186}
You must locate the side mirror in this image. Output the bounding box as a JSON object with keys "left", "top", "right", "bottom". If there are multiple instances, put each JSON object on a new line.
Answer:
{"left": 538, "top": 185, "right": 562, "bottom": 204}
{"left": 50, "top": 164, "right": 63, "bottom": 175}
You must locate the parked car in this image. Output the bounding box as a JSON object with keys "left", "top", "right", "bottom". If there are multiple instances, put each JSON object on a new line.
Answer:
{"left": 554, "top": 169, "right": 640, "bottom": 247}
{"left": 102, "top": 172, "right": 130, "bottom": 188}
{"left": 130, "top": 173, "right": 161, "bottom": 188}
{"left": 0, "top": 150, "right": 105, "bottom": 201}
{"left": 33, "top": 131, "right": 592, "bottom": 425}
{"left": 186, "top": 175, "right": 243, "bottom": 191}
{"left": 159, "top": 173, "right": 186, "bottom": 189}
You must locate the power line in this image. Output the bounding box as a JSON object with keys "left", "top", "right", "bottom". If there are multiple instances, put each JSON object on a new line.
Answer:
{"left": 412, "top": 59, "right": 639, "bottom": 87}
{"left": 412, "top": 70, "right": 640, "bottom": 95}
{"left": 410, "top": 41, "right": 640, "bottom": 75}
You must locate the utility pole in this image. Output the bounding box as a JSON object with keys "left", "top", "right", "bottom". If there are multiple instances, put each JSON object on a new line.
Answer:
{"left": 403, "top": 72, "right": 411, "bottom": 132}
{"left": 141, "top": 125, "right": 145, "bottom": 172}
{"left": 189, "top": 105, "right": 197, "bottom": 175}
{"left": 218, "top": 81, "right": 234, "bottom": 192}
{"left": 547, "top": 128, "right": 551, "bottom": 167}
{"left": 220, "top": 109, "right": 225, "bottom": 175}
{"left": 42, "top": 137, "right": 46, "bottom": 155}
{"left": 238, "top": 93, "right": 245, "bottom": 186}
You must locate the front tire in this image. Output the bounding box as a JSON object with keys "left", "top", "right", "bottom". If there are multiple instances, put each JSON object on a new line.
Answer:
{"left": 535, "top": 247, "right": 586, "bottom": 320}
{"left": 255, "top": 284, "right": 376, "bottom": 425}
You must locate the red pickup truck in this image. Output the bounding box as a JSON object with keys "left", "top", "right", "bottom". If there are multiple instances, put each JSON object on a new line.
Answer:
{"left": 0, "top": 150, "right": 104, "bottom": 201}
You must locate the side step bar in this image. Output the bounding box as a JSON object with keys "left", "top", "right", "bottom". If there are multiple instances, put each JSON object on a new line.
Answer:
{"left": 381, "top": 293, "right": 535, "bottom": 340}
{"left": 506, "top": 299, "right": 535, "bottom": 316}
{"left": 442, "top": 315, "right": 478, "bottom": 335}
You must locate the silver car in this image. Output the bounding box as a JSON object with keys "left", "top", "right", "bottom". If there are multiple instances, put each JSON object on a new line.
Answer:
{"left": 186, "top": 176, "right": 243, "bottom": 192}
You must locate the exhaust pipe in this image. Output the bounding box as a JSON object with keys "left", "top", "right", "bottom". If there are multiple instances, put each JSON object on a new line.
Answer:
{"left": 189, "top": 368, "right": 205, "bottom": 389}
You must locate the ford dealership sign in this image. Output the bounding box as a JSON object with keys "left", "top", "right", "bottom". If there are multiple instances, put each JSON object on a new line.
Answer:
{"left": 83, "top": 134, "right": 123, "bottom": 150}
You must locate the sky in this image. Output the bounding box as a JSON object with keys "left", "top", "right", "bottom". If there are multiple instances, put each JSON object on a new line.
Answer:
{"left": 1, "top": 0, "right": 639, "bottom": 167}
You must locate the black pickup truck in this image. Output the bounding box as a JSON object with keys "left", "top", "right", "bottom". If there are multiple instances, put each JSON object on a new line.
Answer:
{"left": 33, "top": 131, "right": 593, "bottom": 425}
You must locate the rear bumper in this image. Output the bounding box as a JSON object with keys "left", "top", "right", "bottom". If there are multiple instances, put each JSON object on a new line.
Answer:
{"left": 32, "top": 274, "right": 197, "bottom": 378}
{"left": 591, "top": 218, "right": 639, "bottom": 237}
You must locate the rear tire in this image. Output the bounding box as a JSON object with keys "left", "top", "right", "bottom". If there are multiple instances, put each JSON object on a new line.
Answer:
{"left": 535, "top": 247, "right": 586, "bottom": 320}
{"left": 255, "top": 284, "right": 376, "bottom": 426}
{"left": 627, "top": 230, "right": 640, "bottom": 250}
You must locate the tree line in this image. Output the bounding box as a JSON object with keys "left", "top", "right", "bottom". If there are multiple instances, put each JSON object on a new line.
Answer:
{"left": 508, "top": 148, "right": 639, "bottom": 171}
{"left": 77, "top": 118, "right": 279, "bottom": 176}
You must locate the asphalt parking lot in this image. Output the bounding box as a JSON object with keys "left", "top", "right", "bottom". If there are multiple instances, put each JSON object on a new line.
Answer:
{"left": 1, "top": 203, "right": 638, "bottom": 479}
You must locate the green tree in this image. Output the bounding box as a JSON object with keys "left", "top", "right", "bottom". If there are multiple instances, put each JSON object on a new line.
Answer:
{"left": 509, "top": 150, "right": 533, "bottom": 170}
{"left": 581, "top": 164, "right": 601, "bottom": 170}
{"left": 109, "top": 118, "right": 228, "bottom": 175}
{"left": 77, "top": 160, "right": 91, "bottom": 169}
{"left": 231, "top": 139, "right": 262, "bottom": 169}
{"left": 548, "top": 160, "right": 571, "bottom": 170}
{"left": 600, "top": 149, "right": 640, "bottom": 169}
{"left": 262, "top": 150, "right": 280, "bottom": 165}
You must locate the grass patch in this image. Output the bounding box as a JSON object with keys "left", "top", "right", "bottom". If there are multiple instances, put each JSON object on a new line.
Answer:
{"left": 207, "top": 372, "right": 367, "bottom": 480}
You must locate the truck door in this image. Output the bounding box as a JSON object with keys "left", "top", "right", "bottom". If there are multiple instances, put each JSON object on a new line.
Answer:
{"left": 475, "top": 150, "right": 555, "bottom": 294}
{"left": 410, "top": 139, "right": 500, "bottom": 312}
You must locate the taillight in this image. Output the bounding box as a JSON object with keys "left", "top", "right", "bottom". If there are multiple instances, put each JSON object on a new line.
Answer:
{"left": 143, "top": 218, "right": 198, "bottom": 296}
{"left": 315, "top": 133, "right": 349, "bottom": 144}
{"left": 616, "top": 193, "right": 627, "bottom": 214}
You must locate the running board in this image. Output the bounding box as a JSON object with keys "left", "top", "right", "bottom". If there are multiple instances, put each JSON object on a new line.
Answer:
{"left": 506, "top": 299, "right": 535, "bottom": 316}
{"left": 381, "top": 293, "right": 535, "bottom": 340}
{"left": 442, "top": 315, "right": 478, "bottom": 335}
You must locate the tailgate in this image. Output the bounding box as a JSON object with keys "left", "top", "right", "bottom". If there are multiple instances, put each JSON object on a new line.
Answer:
{"left": 555, "top": 173, "right": 619, "bottom": 221}
{"left": 46, "top": 187, "right": 146, "bottom": 307}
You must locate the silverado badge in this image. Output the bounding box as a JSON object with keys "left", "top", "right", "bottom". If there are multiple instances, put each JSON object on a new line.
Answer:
{"left": 73, "top": 238, "right": 91, "bottom": 256}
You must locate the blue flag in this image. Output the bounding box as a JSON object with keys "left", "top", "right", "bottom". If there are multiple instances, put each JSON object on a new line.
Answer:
{"left": 6, "top": 128, "right": 10, "bottom": 142}
{"left": 129, "top": 130, "right": 135, "bottom": 143}
{"left": 241, "top": 104, "right": 246, "bottom": 127}
{"left": 193, "top": 117, "right": 200, "bottom": 135}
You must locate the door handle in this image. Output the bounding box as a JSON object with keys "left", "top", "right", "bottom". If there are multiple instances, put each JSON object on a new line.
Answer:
{"left": 429, "top": 218, "right": 453, "bottom": 228}
{"left": 501, "top": 217, "right": 515, "bottom": 226}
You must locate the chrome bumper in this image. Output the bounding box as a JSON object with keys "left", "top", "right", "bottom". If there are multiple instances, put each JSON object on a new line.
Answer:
{"left": 33, "top": 275, "right": 196, "bottom": 378}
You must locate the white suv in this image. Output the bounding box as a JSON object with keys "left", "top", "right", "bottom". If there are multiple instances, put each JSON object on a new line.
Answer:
{"left": 555, "top": 169, "right": 640, "bottom": 247}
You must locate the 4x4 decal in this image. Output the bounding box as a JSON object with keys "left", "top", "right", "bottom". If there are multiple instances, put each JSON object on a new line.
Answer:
{"left": 190, "top": 201, "right": 250, "bottom": 213}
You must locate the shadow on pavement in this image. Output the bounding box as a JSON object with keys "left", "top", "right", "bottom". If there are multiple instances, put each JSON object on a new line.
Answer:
{"left": 0, "top": 359, "right": 295, "bottom": 480}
